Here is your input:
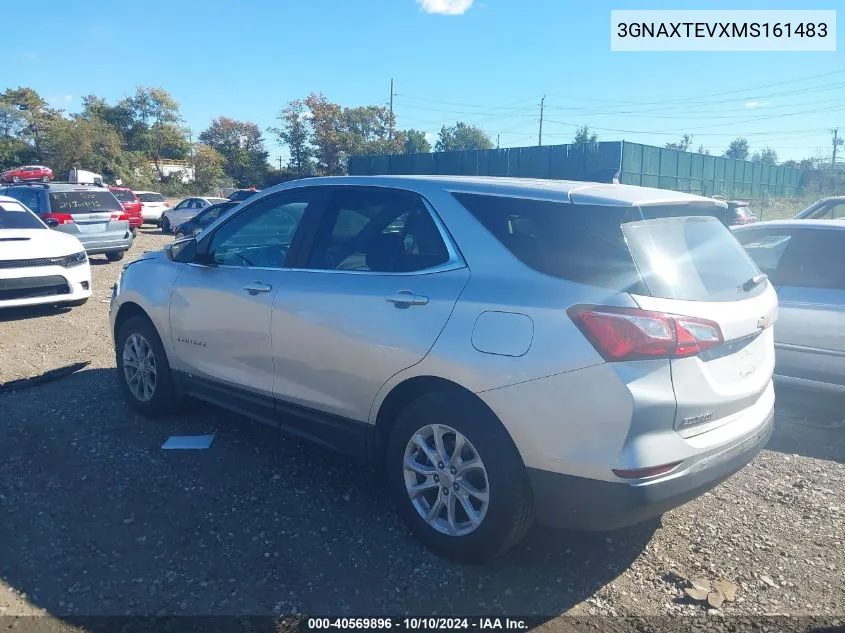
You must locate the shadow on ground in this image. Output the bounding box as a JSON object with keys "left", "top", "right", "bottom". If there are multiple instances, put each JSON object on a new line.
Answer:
{"left": 0, "top": 368, "right": 656, "bottom": 622}
{"left": 770, "top": 385, "right": 845, "bottom": 464}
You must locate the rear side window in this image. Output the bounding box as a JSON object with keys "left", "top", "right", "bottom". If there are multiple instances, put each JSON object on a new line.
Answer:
{"left": 5, "top": 188, "right": 42, "bottom": 213}
{"left": 138, "top": 193, "right": 165, "bottom": 203}
{"left": 454, "top": 193, "right": 762, "bottom": 301}
{"left": 49, "top": 191, "right": 122, "bottom": 213}
{"left": 111, "top": 189, "right": 137, "bottom": 203}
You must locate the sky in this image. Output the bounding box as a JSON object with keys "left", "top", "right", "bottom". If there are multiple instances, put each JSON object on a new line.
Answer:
{"left": 1, "top": 0, "right": 842, "bottom": 163}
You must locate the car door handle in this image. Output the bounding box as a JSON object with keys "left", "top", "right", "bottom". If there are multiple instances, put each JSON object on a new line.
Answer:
{"left": 385, "top": 290, "right": 429, "bottom": 306}
{"left": 243, "top": 282, "right": 272, "bottom": 295}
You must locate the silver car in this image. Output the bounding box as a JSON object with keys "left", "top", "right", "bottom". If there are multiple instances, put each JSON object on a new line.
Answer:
{"left": 734, "top": 219, "right": 845, "bottom": 393}
{"left": 161, "top": 196, "right": 230, "bottom": 234}
{"left": 0, "top": 182, "right": 133, "bottom": 261}
{"left": 110, "top": 176, "right": 777, "bottom": 562}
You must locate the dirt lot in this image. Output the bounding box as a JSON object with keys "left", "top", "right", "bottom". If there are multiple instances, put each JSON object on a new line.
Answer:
{"left": 0, "top": 228, "right": 843, "bottom": 628}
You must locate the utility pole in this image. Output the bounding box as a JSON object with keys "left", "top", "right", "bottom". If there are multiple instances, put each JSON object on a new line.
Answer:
{"left": 278, "top": 156, "right": 283, "bottom": 171}
{"left": 538, "top": 95, "right": 545, "bottom": 146}
{"left": 497, "top": 134, "right": 500, "bottom": 149}
{"left": 833, "top": 128, "right": 841, "bottom": 169}
{"left": 389, "top": 78, "right": 395, "bottom": 141}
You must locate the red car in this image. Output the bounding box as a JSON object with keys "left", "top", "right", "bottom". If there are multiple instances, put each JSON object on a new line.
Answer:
{"left": 2, "top": 165, "right": 54, "bottom": 183}
{"left": 109, "top": 186, "right": 143, "bottom": 233}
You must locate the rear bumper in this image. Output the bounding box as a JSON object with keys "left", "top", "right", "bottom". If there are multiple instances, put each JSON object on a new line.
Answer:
{"left": 77, "top": 234, "right": 133, "bottom": 255}
{"left": 528, "top": 407, "right": 773, "bottom": 530}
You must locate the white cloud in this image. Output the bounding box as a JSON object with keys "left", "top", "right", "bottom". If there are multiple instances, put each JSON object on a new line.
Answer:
{"left": 424, "top": 131, "right": 437, "bottom": 143}
{"left": 64, "top": 94, "right": 73, "bottom": 103}
{"left": 417, "top": 0, "right": 474, "bottom": 15}
{"left": 745, "top": 100, "right": 770, "bottom": 109}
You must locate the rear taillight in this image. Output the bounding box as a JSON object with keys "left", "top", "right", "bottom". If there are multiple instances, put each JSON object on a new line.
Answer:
{"left": 111, "top": 211, "right": 129, "bottom": 221}
{"left": 42, "top": 213, "right": 74, "bottom": 225}
{"left": 567, "top": 305, "right": 723, "bottom": 361}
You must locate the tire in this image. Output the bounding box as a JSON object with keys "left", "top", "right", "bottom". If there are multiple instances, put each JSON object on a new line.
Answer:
{"left": 385, "top": 390, "right": 533, "bottom": 563}
{"left": 115, "top": 314, "right": 180, "bottom": 416}
{"left": 131, "top": 227, "right": 138, "bottom": 237}
{"left": 11, "top": 175, "right": 20, "bottom": 183}
{"left": 41, "top": 175, "right": 49, "bottom": 182}
{"left": 106, "top": 251, "right": 125, "bottom": 262}
{"left": 161, "top": 217, "right": 171, "bottom": 234}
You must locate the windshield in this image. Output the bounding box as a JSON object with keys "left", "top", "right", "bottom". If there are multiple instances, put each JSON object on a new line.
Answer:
{"left": 111, "top": 189, "right": 137, "bottom": 203}
{"left": 0, "top": 199, "right": 44, "bottom": 229}
{"left": 138, "top": 193, "right": 165, "bottom": 203}
{"left": 49, "top": 191, "right": 122, "bottom": 213}
{"left": 229, "top": 190, "right": 258, "bottom": 201}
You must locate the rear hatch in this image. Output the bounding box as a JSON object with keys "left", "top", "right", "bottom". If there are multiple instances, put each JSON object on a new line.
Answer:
{"left": 47, "top": 190, "right": 128, "bottom": 236}
{"left": 621, "top": 209, "right": 777, "bottom": 437}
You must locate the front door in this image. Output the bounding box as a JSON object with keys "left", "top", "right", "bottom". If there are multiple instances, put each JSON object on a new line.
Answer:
{"left": 169, "top": 188, "right": 321, "bottom": 397}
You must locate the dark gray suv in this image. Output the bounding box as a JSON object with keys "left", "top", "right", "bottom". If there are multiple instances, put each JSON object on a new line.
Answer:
{"left": 0, "top": 182, "right": 133, "bottom": 261}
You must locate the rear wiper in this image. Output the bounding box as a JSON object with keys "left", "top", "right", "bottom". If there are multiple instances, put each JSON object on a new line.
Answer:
{"left": 741, "top": 273, "right": 768, "bottom": 292}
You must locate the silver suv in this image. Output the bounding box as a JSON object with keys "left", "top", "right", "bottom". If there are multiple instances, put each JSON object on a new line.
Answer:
{"left": 110, "top": 176, "right": 777, "bottom": 562}
{"left": 0, "top": 182, "right": 133, "bottom": 261}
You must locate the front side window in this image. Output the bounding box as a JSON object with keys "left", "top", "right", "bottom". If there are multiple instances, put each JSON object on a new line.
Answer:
{"left": 305, "top": 188, "right": 450, "bottom": 273}
{"left": 207, "top": 192, "right": 312, "bottom": 268}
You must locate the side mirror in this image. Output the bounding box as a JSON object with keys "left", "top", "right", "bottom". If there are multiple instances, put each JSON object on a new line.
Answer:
{"left": 45, "top": 218, "right": 59, "bottom": 228}
{"left": 165, "top": 237, "right": 199, "bottom": 263}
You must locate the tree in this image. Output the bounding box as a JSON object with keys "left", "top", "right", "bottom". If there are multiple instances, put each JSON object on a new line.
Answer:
{"left": 665, "top": 134, "right": 693, "bottom": 152}
{"left": 192, "top": 144, "right": 227, "bottom": 193}
{"left": 724, "top": 137, "right": 749, "bottom": 161}
{"left": 696, "top": 144, "right": 711, "bottom": 156}
{"left": 47, "top": 117, "right": 125, "bottom": 181}
{"left": 572, "top": 125, "right": 598, "bottom": 148}
{"left": 781, "top": 159, "right": 798, "bottom": 169}
{"left": 303, "top": 93, "right": 345, "bottom": 175}
{"left": 403, "top": 129, "right": 431, "bottom": 154}
{"left": 435, "top": 122, "right": 493, "bottom": 152}
{"left": 268, "top": 99, "right": 314, "bottom": 177}
{"left": 342, "top": 105, "right": 404, "bottom": 156}
{"left": 751, "top": 147, "right": 778, "bottom": 164}
{"left": 126, "top": 87, "right": 189, "bottom": 179}
{"left": 0, "top": 87, "right": 62, "bottom": 161}
{"left": 199, "top": 117, "right": 269, "bottom": 186}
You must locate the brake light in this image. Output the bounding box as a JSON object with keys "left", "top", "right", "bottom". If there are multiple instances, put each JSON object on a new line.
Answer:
{"left": 111, "top": 211, "right": 129, "bottom": 221}
{"left": 42, "top": 213, "right": 74, "bottom": 225}
{"left": 567, "top": 305, "right": 723, "bottom": 361}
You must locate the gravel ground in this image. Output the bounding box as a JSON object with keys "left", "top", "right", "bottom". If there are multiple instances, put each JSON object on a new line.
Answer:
{"left": 0, "top": 228, "right": 843, "bottom": 630}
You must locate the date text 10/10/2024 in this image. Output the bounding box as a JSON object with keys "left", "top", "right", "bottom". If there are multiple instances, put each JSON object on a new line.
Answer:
{"left": 307, "top": 618, "right": 529, "bottom": 631}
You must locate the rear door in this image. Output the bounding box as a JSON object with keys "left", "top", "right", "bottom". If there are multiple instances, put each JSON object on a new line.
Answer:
{"left": 622, "top": 212, "right": 778, "bottom": 437}
{"left": 269, "top": 186, "right": 469, "bottom": 423}
{"left": 737, "top": 226, "right": 845, "bottom": 388}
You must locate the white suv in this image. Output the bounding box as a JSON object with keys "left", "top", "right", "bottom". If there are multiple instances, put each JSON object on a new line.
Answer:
{"left": 110, "top": 176, "right": 777, "bottom": 562}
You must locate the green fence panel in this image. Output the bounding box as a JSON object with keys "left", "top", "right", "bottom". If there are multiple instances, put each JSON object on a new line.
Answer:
{"left": 412, "top": 152, "right": 435, "bottom": 174}
{"left": 640, "top": 144, "right": 661, "bottom": 188}
{"left": 487, "top": 149, "right": 510, "bottom": 176}
{"left": 548, "top": 145, "right": 572, "bottom": 180}
{"left": 676, "top": 152, "right": 692, "bottom": 192}
{"left": 658, "top": 148, "right": 679, "bottom": 190}
{"left": 388, "top": 154, "right": 412, "bottom": 175}
{"left": 620, "top": 142, "right": 643, "bottom": 185}
{"left": 435, "top": 151, "right": 462, "bottom": 175}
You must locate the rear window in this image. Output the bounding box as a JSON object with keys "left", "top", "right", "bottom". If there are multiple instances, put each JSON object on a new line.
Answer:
{"left": 49, "top": 191, "right": 122, "bottom": 213}
{"left": 0, "top": 200, "right": 44, "bottom": 229}
{"left": 138, "top": 193, "right": 165, "bottom": 203}
{"left": 111, "top": 189, "right": 137, "bottom": 203}
{"left": 453, "top": 193, "right": 763, "bottom": 302}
